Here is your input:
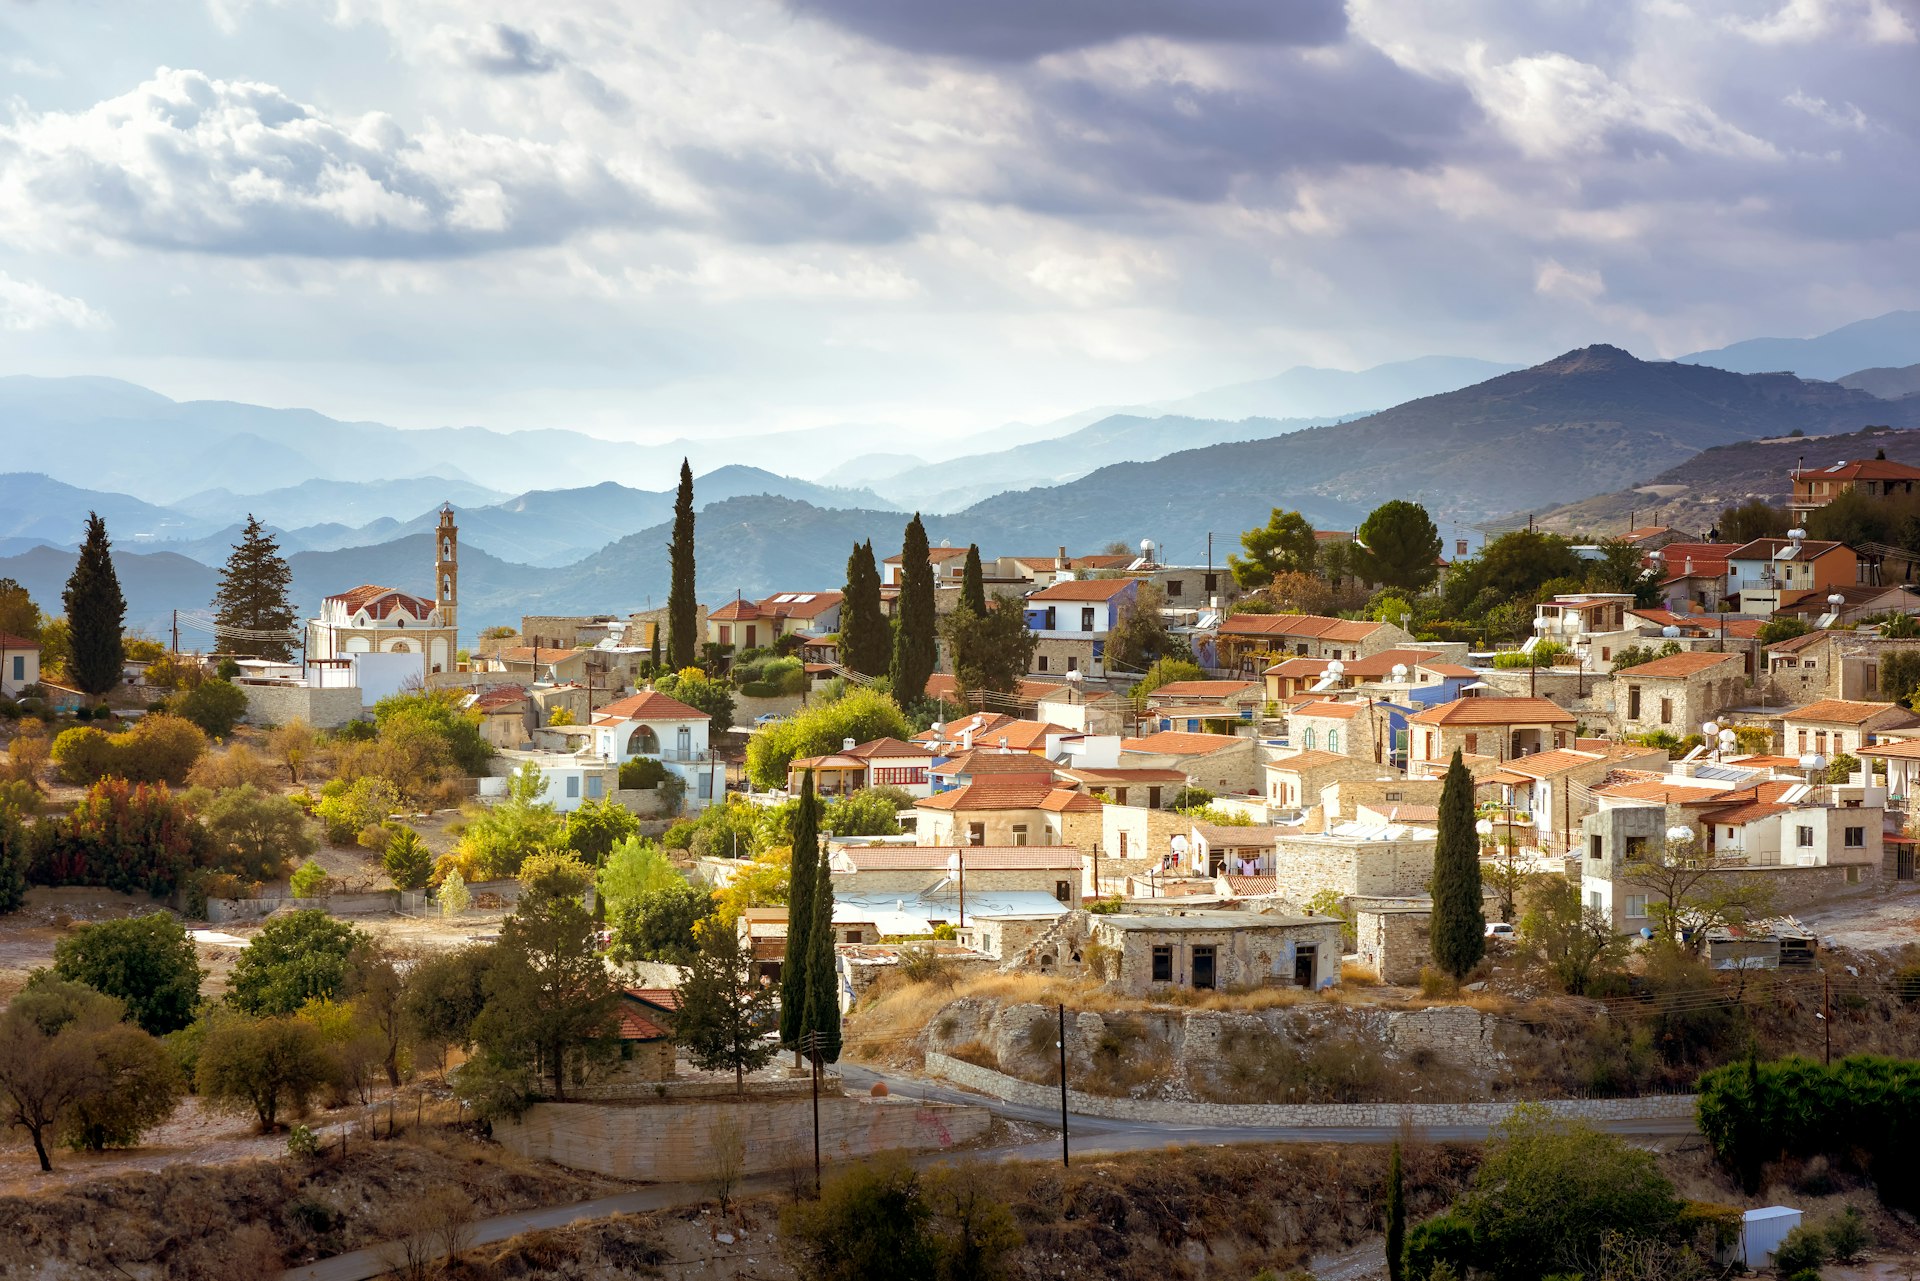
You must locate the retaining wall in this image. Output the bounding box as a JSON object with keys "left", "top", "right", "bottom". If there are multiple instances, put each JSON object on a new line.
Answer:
{"left": 206, "top": 890, "right": 427, "bottom": 924}
{"left": 924, "top": 1052, "right": 1696, "bottom": 1128}
{"left": 495, "top": 1093, "right": 989, "bottom": 1180}
{"left": 238, "top": 683, "right": 366, "bottom": 729}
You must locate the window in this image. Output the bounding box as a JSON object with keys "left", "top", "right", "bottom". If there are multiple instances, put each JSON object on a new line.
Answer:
{"left": 1625, "top": 895, "right": 1647, "bottom": 918}
{"left": 1118, "top": 831, "right": 1129, "bottom": 857}
{"left": 1659, "top": 697, "right": 1673, "bottom": 725}
{"left": 8, "top": 656, "right": 20, "bottom": 681}
{"left": 1204, "top": 572, "right": 1218, "bottom": 593}
{"left": 1845, "top": 826, "right": 1865, "bottom": 848}
{"left": 718, "top": 625, "right": 732, "bottom": 646}
{"left": 1386, "top": 790, "right": 1403, "bottom": 801}
{"left": 1798, "top": 730, "right": 1809, "bottom": 752}
{"left": 1589, "top": 890, "right": 1602, "bottom": 911}
{"left": 1044, "top": 607, "right": 1057, "bottom": 629}
{"left": 1815, "top": 731, "right": 1828, "bottom": 755}
{"left": 1847, "top": 866, "right": 1861, "bottom": 884}
{"left": 1628, "top": 686, "right": 1641, "bottom": 719}
{"left": 1463, "top": 732, "right": 1478, "bottom": 754}
{"left": 1081, "top": 606, "right": 1097, "bottom": 632}
{"left": 845, "top": 929, "right": 863, "bottom": 944}
{"left": 1067, "top": 656, "right": 1079, "bottom": 673}
{"left": 1302, "top": 728, "right": 1317, "bottom": 750}
{"left": 876, "top": 767, "right": 928, "bottom": 787}
{"left": 1191, "top": 945, "right": 1216, "bottom": 990}
{"left": 1011, "top": 823, "right": 1029, "bottom": 846}
{"left": 586, "top": 776, "right": 603, "bottom": 799}
{"left": 565, "top": 776, "right": 580, "bottom": 798}
{"left": 968, "top": 822, "right": 985, "bottom": 845}
{"left": 1148, "top": 787, "right": 1161, "bottom": 808}
{"left": 1151, "top": 945, "right": 1173, "bottom": 983}
{"left": 1166, "top": 579, "right": 1183, "bottom": 598}
{"left": 1796, "top": 825, "right": 1815, "bottom": 848}
{"left": 1113, "top": 788, "right": 1129, "bottom": 805}
{"left": 1326, "top": 730, "right": 1340, "bottom": 754}
{"left": 1037, "top": 655, "right": 1049, "bottom": 672}
{"left": 1589, "top": 835, "right": 1603, "bottom": 860}
{"left": 1055, "top": 880, "right": 1071, "bottom": 902}
{"left": 697, "top": 772, "right": 713, "bottom": 800}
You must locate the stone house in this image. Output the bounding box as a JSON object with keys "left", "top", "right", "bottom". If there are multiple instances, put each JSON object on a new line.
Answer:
{"left": 589, "top": 689, "right": 725, "bottom": 811}
{"left": 0, "top": 631, "right": 39, "bottom": 698}
{"left": 826, "top": 845, "right": 1084, "bottom": 907}
{"left": 1491, "top": 744, "right": 1671, "bottom": 852}
{"left": 1120, "top": 730, "right": 1262, "bottom": 795}
{"left": 1262, "top": 750, "right": 1384, "bottom": 811}
{"left": 1212, "top": 612, "right": 1415, "bottom": 677}
{"left": 1790, "top": 455, "right": 1920, "bottom": 523}
{"left": 1023, "top": 577, "right": 1137, "bottom": 679}
{"left": 606, "top": 990, "right": 678, "bottom": 1086}
{"left": 1405, "top": 696, "right": 1576, "bottom": 775}
{"left": 1351, "top": 897, "right": 1433, "bottom": 984}
{"left": 884, "top": 544, "right": 973, "bottom": 587}
{"left": 469, "top": 684, "right": 534, "bottom": 749}
{"left": 1185, "top": 822, "right": 1280, "bottom": 877}
{"left": 1320, "top": 776, "right": 1446, "bottom": 824}
{"left": 1055, "top": 765, "right": 1186, "bottom": 809}
{"left": 1287, "top": 699, "right": 1382, "bottom": 762}
{"left": 1089, "top": 911, "right": 1343, "bottom": 994}
{"left": 1144, "top": 679, "right": 1267, "bottom": 734}
{"left": 707, "top": 591, "right": 844, "bottom": 652}
{"left": 1765, "top": 629, "right": 1838, "bottom": 703}
{"left": 913, "top": 778, "right": 1101, "bottom": 851}
{"left": 1270, "top": 821, "right": 1439, "bottom": 904}
{"left": 1099, "top": 803, "right": 1197, "bottom": 875}
{"left": 1781, "top": 698, "right": 1920, "bottom": 761}
{"left": 1613, "top": 649, "right": 1746, "bottom": 738}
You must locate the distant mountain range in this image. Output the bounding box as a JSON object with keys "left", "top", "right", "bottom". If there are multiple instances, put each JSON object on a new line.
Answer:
{"left": 1678, "top": 310, "right": 1920, "bottom": 382}
{"left": 1837, "top": 363, "right": 1920, "bottom": 401}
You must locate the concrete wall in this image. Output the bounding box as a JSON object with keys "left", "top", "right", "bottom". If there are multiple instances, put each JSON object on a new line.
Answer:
{"left": 495, "top": 1094, "right": 989, "bottom": 1180}
{"left": 239, "top": 682, "right": 366, "bottom": 729}
{"left": 925, "top": 1051, "right": 1697, "bottom": 1128}
{"left": 206, "top": 890, "right": 428, "bottom": 923}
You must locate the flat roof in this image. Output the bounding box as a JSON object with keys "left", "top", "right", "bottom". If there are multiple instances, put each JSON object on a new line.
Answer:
{"left": 1094, "top": 912, "right": 1330, "bottom": 931}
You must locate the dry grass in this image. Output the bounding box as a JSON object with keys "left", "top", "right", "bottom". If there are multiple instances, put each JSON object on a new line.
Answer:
{"left": 1340, "top": 959, "right": 1382, "bottom": 985}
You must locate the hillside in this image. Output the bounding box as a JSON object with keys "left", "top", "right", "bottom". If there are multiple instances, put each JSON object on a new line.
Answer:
{"left": 1839, "top": 363, "right": 1920, "bottom": 400}
{"left": 170, "top": 476, "right": 510, "bottom": 531}
{"left": 1151, "top": 353, "right": 1521, "bottom": 421}
{"left": 1677, "top": 309, "right": 1920, "bottom": 381}
{"left": 0, "top": 473, "right": 202, "bottom": 545}
{"left": 952, "top": 344, "right": 1912, "bottom": 548}
{"left": 1535, "top": 424, "right": 1920, "bottom": 535}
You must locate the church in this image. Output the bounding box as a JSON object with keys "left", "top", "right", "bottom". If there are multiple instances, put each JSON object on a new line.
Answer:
{"left": 305, "top": 505, "right": 462, "bottom": 678}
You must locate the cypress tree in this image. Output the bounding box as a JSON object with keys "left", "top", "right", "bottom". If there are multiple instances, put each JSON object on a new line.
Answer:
{"left": 840, "top": 541, "right": 884, "bottom": 677}
{"left": 648, "top": 619, "right": 661, "bottom": 674}
{"left": 1431, "top": 749, "right": 1486, "bottom": 978}
{"left": 802, "top": 814, "right": 842, "bottom": 1064}
{"left": 779, "top": 770, "right": 819, "bottom": 1059}
{"left": 960, "top": 543, "right": 986, "bottom": 615}
{"left": 211, "top": 514, "right": 296, "bottom": 660}
{"left": 891, "top": 514, "right": 937, "bottom": 705}
{"left": 666, "top": 459, "right": 697, "bottom": 670}
{"left": 1385, "top": 1140, "right": 1406, "bottom": 1281}
{"left": 63, "top": 512, "right": 125, "bottom": 699}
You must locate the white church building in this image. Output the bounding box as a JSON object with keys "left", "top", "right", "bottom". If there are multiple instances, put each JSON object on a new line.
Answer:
{"left": 305, "top": 505, "right": 462, "bottom": 680}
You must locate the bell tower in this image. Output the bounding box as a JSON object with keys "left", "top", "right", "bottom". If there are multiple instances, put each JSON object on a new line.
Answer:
{"left": 435, "top": 504, "right": 458, "bottom": 630}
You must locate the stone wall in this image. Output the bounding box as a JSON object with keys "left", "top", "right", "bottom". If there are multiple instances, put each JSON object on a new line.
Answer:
{"left": 924, "top": 1051, "right": 1696, "bottom": 1128}
{"left": 206, "top": 890, "right": 428, "bottom": 924}
{"left": 496, "top": 1094, "right": 990, "bottom": 1180}
{"left": 1353, "top": 901, "right": 1432, "bottom": 984}
{"left": 1090, "top": 917, "right": 1343, "bottom": 995}
{"left": 238, "top": 683, "right": 365, "bottom": 729}
{"left": 1030, "top": 636, "right": 1096, "bottom": 678}
{"left": 1269, "top": 833, "right": 1436, "bottom": 904}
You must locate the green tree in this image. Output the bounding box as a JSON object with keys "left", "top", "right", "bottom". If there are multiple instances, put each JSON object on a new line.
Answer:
{"left": 892, "top": 514, "right": 938, "bottom": 705}
{"left": 455, "top": 761, "right": 565, "bottom": 879}
{"left": 674, "top": 917, "right": 776, "bottom": 1093}
{"left": 959, "top": 544, "right": 986, "bottom": 615}
{"left": 654, "top": 667, "right": 736, "bottom": 735}
{"left": 168, "top": 678, "right": 249, "bottom": 738}
{"left": 371, "top": 687, "right": 492, "bottom": 776}
{"left": 746, "top": 687, "right": 913, "bottom": 789}
{"left": 780, "top": 771, "right": 819, "bottom": 1058}
{"left": 1442, "top": 529, "right": 1584, "bottom": 620}
{"left": 62, "top": 1015, "right": 181, "bottom": 1152}
{"left": 0, "top": 578, "right": 39, "bottom": 641}
{"left": 596, "top": 835, "right": 684, "bottom": 919}
{"left": 210, "top": 515, "right": 297, "bottom": 661}
{"left": 802, "top": 780, "right": 842, "bottom": 1066}
{"left": 382, "top": 823, "right": 434, "bottom": 891}
{"left": 196, "top": 783, "right": 316, "bottom": 881}
{"left": 562, "top": 796, "right": 641, "bottom": 866}
{"left": 401, "top": 944, "right": 493, "bottom": 1070}
{"left": 1882, "top": 649, "right": 1920, "bottom": 705}
{"left": 53, "top": 912, "right": 203, "bottom": 1036}
{"left": 942, "top": 601, "right": 1037, "bottom": 701}
{"left": 927, "top": 1163, "right": 1022, "bottom": 1281}
{"left": 824, "top": 786, "right": 908, "bottom": 837}
{"left": 289, "top": 859, "right": 330, "bottom": 897}
{"left": 33, "top": 779, "right": 210, "bottom": 897}
{"left": 667, "top": 459, "right": 698, "bottom": 670}
{"left": 1356, "top": 500, "right": 1443, "bottom": 593}
{"left": 1229, "top": 507, "right": 1317, "bottom": 589}
{"left": 1758, "top": 616, "right": 1811, "bottom": 645}
{"left": 471, "top": 857, "right": 620, "bottom": 1100}
{"left": 1430, "top": 751, "right": 1485, "bottom": 979}
{"left": 840, "top": 540, "right": 890, "bottom": 677}
{"left": 1621, "top": 836, "right": 1774, "bottom": 952}
{"left": 1522, "top": 880, "right": 1624, "bottom": 996}
{"left": 1104, "top": 581, "right": 1180, "bottom": 672}
{"left": 1385, "top": 1140, "right": 1406, "bottom": 1281}
{"left": 1718, "top": 498, "right": 1789, "bottom": 544}
{"left": 610, "top": 880, "right": 715, "bottom": 966}
{"left": 1131, "top": 656, "right": 1206, "bottom": 702}
{"left": 1448, "top": 1106, "right": 1684, "bottom": 1281}
{"left": 0, "top": 977, "right": 135, "bottom": 1170}
{"left": 226, "top": 909, "right": 365, "bottom": 1016}
{"left": 780, "top": 1154, "right": 941, "bottom": 1281}
{"left": 62, "top": 512, "right": 126, "bottom": 699}
{"left": 0, "top": 808, "right": 29, "bottom": 914}
{"left": 194, "top": 1010, "right": 332, "bottom": 1131}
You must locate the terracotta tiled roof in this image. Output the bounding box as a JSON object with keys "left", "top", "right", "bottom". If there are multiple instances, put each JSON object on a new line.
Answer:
{"left": 326, "top": 584, "right": 434, "bottom": 620}
{"left": 1219, "top": 612, "right": 1387, "bottom": 641}
{"left": 0, "top": 632, "right": 36, "bottom": 649}
{"left": 496, "top": 646, "right": 582, "bottom": 665}
{"left": 1500, "top": 749, "right": 1606, "bottom": 778}
{"left": 952, "top": 846, "right": 1084, "bottom": 867}
{"left": 1028, "top": 578, "right": 1135, "bottom": 603}
{"left": 625, "top": 987, "right": 681, "bottom": 1012}
{"left": 1264, "top": 750, "right": 1353, "bottom": 772}
{"left": 1858, "top": 739, "right": 1920, "bottom": 760}
{"left": 1407, "top": 697, "right": 1576, "bottom": 726}
{"left": 1614, "top": 650, "right": 1743, "bottom": 679}
{"left": 923, "top": 674, "right": 960, "bottom": 701}
{"left": 1728, "top": 536, "right": 1847, "bottom": 561}
{"left": 1331, "top": 648, "right": 1447, "bottom": 678}
{"left": 1291, "top": 700, "right": 1363, "bottom": 720}
{"left": 592, "top": 690, "right": 708, "bottom": 721}
{"left": 789, "top": 754, "right": 868, "bottom": 771}
{"left": 1057, "top": 766, "right": 1189, "bottom": 783}
{"left": 932, "top": 750, "right": 1055, "bottom": 777}
{"left": 708, "top": 599, "right": 759, "bottom": 621}
{"left": 916, "top": 780, "right": 1080, "bottom": 811}
{"left": 1786, "top": 698, "right": 1919, "bottom": 726}
{"left": 1723, "top": 753, "right": 1801, "bottom": 768}
{"left": 1264, "top": 657, "right": 1333, "bottom": 677}
{"left": 616, "top": 1004, "right": 671, "bottom": 1042}
{"left": 470, "top": 684, "right": 528, "bottom": 712}
{"left": 886, "top": 546, "right": 971, "bottom": 563}
{"left": 1070, "top": 554, "right": 1134, "bottom": 570}
{"left": 1193, "top": 822, "right": 1279, "bottom": 846}
{"left": 1767, "top": 630, "right": 1831, "bottom": 655}
{"left": 1038, "top": 790, "right": 1100, "bottom": 813}
{"left": 1796, "top": 458, "right": 1920, "bottom": 482}
{"left": 836, "top": 846, "right": 1074, "bottom": 871}
{"left": 845, "top": 737, "right": 931, "bottom": 760}
{"left": 1121, "top": 730, "right": 1246, "bottom": 755}
{"left": 912, "top": 712, "right": 1016, "bottom": 747}
{"left": 1419, "top": 663, "right": 1480, "bottom": 678}
{"left": 1222, "top": 875, "right": 1278, "bottom": 897}
{"left": 1699, "top": 799, "right": 1791, "bottom": 826}
{"left": 1594, "top": 778, "right": 1732, "bottom": 803}
{"left": 1149, "top": 680, "right": 1265, "bottom": 698}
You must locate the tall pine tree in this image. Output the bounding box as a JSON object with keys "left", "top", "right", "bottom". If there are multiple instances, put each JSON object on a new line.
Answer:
{"left": 1431, "top": 749, "right": 1486, "bottom": 979}
{"left": 839, "top": 541, "right": 886, "bottom": 677}
{"left": 802, "top": 806, "right": 842, "bottom": 1066}
{"left": 666, "top": 459, "right": 697, "bottom": 671}
{"left": 779, "top": 770, "right": 819, "bottom": 1062}
{"left": 211, "top": 514, "right": 296, "bottom": 660}
{"left": 960, "top": 544, "right": 986, "bottom": 615}
{"left": 891, "top": 514, "right": 937, "bottom": 705}
{"left": 63, "top": 512, "right": 125, "bottom": 699}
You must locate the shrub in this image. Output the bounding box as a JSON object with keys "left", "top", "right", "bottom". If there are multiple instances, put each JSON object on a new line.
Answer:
{"left": 1770, "top": 1224, "right": 1827, "bottom": 1276}
{"left": 195, "top": 1011, "right": 332, "bottom": 1131}
{"left": 50, "top": 715, "right": 208, "bottom": 786}
{"left": 618, "top": 756, "right": 668, "bottom": 790}
{"left": 315, "top": 775, "right": 401, "bottom": 845}
{"left": 224, "top": 909, "right": 364, "bottom": 1015}
{"left": 1823, "top": 1206, "right": 1870, "bottom": 1263}
{"left": 286, "top": 1124, "right": 319, "bottom": 1157}
{"left": 186, "top": 743, "right": 281, "bottom": 791}
{"left": 194, "top": 784, "right": 317, "bottom": 881}
{"left": 382, "top": 824, "right": 434, "bottom": 891}
{"left": 780, "top": 1155, "right": 940, "bottom": 1281}
{"left": 561, "top": 796, "right": 641, "bottom": 865}
{"left": 289, "top": 860, "right": 331, "bottom": 898}
{"left": 168, "top": 679, "right": 248, "bottom": 738}
{"left": 31, "top": 780, "right": 210, "bottom": 897}
{"left": 49, "top": 726, "right": 115, "bottom": 784}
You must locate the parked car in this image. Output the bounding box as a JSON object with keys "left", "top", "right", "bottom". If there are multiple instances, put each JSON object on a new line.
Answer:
{"left": 1484, "top": 921, "right": 1516, "bottom": 940}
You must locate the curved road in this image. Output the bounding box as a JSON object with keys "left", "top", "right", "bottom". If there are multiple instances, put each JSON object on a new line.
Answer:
{"left": 278, "top": 1063, "right": 1696, "bottom": 1281}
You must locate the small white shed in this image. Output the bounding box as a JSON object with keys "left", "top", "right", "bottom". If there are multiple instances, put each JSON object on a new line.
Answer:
{"left": 1730, "top": 1205, "right": 1803, "bottom": 1269}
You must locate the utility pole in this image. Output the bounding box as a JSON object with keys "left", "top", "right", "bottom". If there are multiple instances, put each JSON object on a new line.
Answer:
{"left": 1823, "top": 971, "right": 1832, "bottom": 1067}
{"left": 957, "top": 849, "right": 965, "bottom": 931}
{"left": 171, "top": 609, "right": 179, "bottom": 655}
{"left": 1057, "top": 1003, "right": 1069, "bottom": 1168}
{"left": 807, "top": 1030, "right": 822, "bottom": 1192}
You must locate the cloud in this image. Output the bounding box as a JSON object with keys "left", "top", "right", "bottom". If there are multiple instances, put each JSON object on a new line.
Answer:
{"left": 0, "top": 271, "right": 107, "bottom": 330}
{"left": 1785, "top": 89, "right": 1869, "bottom": 129}
{"left": 467, "top": 24, "right": 564, "bottom": 75}
{"left": 674, "top": 146, "right": 926, "bottom": 244}
{"left": 779, "top": 0, "right": 1348, "bottom": 61}
{"left": 0, "top": 67, "right": 655, "bottom": 257}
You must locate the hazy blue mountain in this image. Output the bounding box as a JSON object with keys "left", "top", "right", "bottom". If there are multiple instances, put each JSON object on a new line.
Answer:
{"left": 1677, "top": 310, "right": 1920, "bottom": 381}
{"left": 172, "top": 476, "right": 511, "bottom": 530}
{"left": 819, "top": 453, "right": 929, "bottom": 487}
{"left": 1837, "top": 363, "right": 1920, "bottom": 400}
{"left": 1151, "top": 354, "right": 1523, "bottom": 421}
{"left": 0, "top": 543, "right": 219, "bottom": 641}
{"left": 0, "top": 473, "right": 207, "bottom": 545}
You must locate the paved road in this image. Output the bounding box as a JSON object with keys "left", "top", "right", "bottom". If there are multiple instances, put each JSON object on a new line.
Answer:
{"left": 278, "top": 1064, "right": 1697, "bottom": 1281}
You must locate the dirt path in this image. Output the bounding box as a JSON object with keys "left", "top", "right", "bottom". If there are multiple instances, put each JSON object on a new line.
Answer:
{"left": 0, "top": 1097, "right": 324, "bottom": 1195}
{"left": 1800, "top": 886, "right": 1920, "bottom": 951}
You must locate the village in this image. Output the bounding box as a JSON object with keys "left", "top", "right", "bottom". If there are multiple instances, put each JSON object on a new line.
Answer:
{"left": 2, "top": 451, "right": 1919, "bottom": 1278}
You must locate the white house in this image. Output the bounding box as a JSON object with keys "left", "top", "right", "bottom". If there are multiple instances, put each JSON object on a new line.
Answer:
{"left": 305, "top": 506, "right": 462, "bottom": 680}
{"left": 590, "top": 689, "right": 726, "bottom": 810}
{"left": 0, "top": 631, "right": 40, "bottom": 698}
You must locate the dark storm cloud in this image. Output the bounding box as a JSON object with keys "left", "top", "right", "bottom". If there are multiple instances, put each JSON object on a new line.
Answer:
{"left": 780, "top": 0, "right": 1348, "bottom": 61}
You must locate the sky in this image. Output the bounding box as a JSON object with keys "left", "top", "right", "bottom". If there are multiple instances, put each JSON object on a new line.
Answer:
{"left": 0, "top": 0, "right": 1916, "bottom": 443}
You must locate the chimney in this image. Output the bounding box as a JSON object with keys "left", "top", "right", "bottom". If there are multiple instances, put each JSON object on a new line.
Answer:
{"left": 961, "top": 729, "right": 974, "bottom": 752}
{"left": 843, "top": 737, "right": 856, "bottom": 752}
{"left": 998, "top": 735, "right": 1010, "bottom": 754}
